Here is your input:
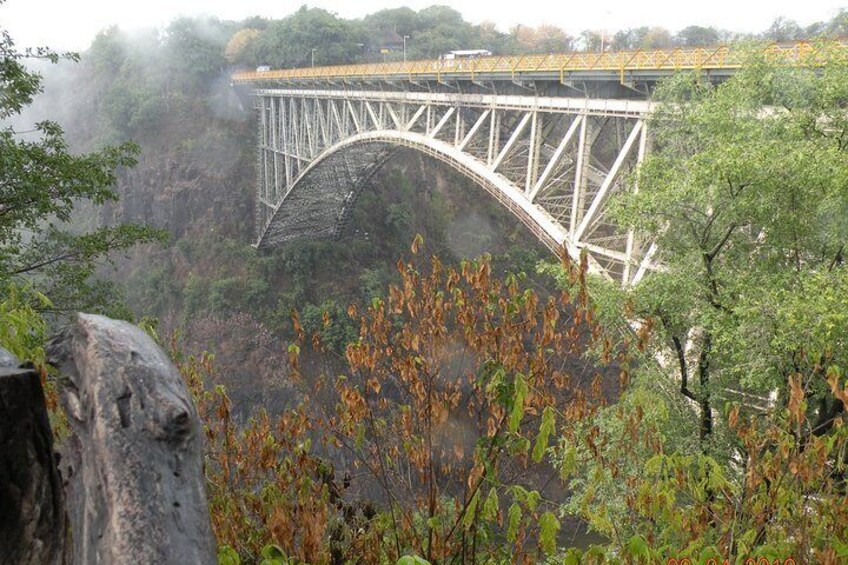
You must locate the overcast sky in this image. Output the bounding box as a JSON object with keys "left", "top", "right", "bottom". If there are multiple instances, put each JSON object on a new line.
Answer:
{"left": 3, "top": 0, "right": 846, "bottom": 51}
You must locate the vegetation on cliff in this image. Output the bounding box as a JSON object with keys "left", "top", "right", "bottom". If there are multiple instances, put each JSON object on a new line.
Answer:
{"left": 3, "top": 4, "right": 848, "bottom": 563}
{"left": 546, "top": 43, "right": 848, "bottom": 562}
{"left": 0, "top": 26, "right": 163, "bottom": 323}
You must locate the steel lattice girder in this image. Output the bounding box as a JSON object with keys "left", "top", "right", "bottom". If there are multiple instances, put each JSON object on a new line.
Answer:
{"left": 254, "top": 89, "right": 657, "bottom": 287}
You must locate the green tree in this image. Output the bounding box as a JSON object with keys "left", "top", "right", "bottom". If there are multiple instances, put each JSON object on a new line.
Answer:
{"left": 822, "top": 9, "right": 848, "bottom": 37}
{"left": 552, "top": 44, "right": 848, "bottom": 561}
{"left": 299, "top": 299, "right": 357, "bottom": 355}
{"left": 163, "top": 17, "right": 229, "bottom": 90}
{"left": 579, "top": 30, "right": 605, "bottom": 52}
{"left": 640, "top": 27, "right": 673, "bottom": 49}
{"left": 761, "top": 16, "right": 803, "bottom": 42}
{"left": 360, "top": 7, "right": 420, "bottom": 39}
{"left": 611, "top": 27, "right": 649, "bottom": 51}
{"left": 0, "top": 21, "right": 164, "bottom": 314}
{"left": 674, "top": 25, "right": 721, "bottom": 47}
{"left": 408, "top": 6, "right": 475, "bottom": 59}
{"left": 599, "top": 45, "right": 848, "bottom": 449}
{"left": 254, "top": 7, "right": 364, "bottom": 69}
{"left": 612, "top": 26, "right": 674, "bottom": 51}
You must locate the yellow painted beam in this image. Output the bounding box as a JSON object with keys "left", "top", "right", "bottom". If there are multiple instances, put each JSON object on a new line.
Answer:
{"left": 232, "top": 41, "right": 844, "bottom": 84}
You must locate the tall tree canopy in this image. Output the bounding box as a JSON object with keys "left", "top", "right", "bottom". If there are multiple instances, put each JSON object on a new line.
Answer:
{"left": 545, "top": 45, "right": 848, "bottom": 561}
{"left": 610, "top": 45, "right": 848, "bottom": 432}
{"left": 253, "top": 7, "right": 365, "bottom": 69}
{"left": 548, "top": 43, "right": 848, "bottom": 563}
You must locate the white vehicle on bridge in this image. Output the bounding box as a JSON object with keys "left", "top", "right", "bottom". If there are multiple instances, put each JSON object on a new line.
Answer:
{"left": 439, "top": 49, "right": 492, "bottom": 69}
{"left": 439, "top": 49, "right": 492, "bottom": 60}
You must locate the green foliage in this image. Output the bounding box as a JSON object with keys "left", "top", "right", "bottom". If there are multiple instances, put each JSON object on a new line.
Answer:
{"left": 532, "top": 406, "right": 555, "bottom": 463}
{"left": 462, "top": 490, "right": 479, "bottom": 531}
{"left": 0, "top": 283, "right": 50, "bottom": 364}
{"left": 0, "top": 28, "right": 74, "bottom": 118}
{"left": 385, "top": 202, "right": 414, "bottom": 235}
{"left": 358, "top": 267, "right": 386, "bottom": 302}
{"left": 88, "top": 26, "right": 127, "bottom": 73}
{"left": 506, "top": 502, "right": 521, "bottom": 543}
{"left": 674, "top": 25, "right": 721, "bottom": 47}
{"left": 253, "top": 7, "right": 365, "bottom": 69}
{"left": 182, "top": 274, "right": 209, "bottom": 315}
{"left": 164, "top": 17, "right": 229, "bottom": 88}
{"left": 259, "top": 544, "right": 289, "bottom": 565}
{"left": 627, "top": 534, "right": 650, "bottom": 561}
{"left": 207, "top": 277, "right": 269, "bottom": 314}
{"left": 299, "top": 299, "right": 357, "bottom": 354}
{"left": 396, "top": 556, "right": 431, "bottom": 565}
{"left": 538, "top": 511, "right": 561, "bottom": 555}
{"left": 102, "top": 77, "right": 163, "bottom": 138}
{"left": 217, "top": 545, "right": 240, "bottom": 565}
{"left": 216, "top": 544, "right": 293, "bottom": 565}
{"left": 556, "top": 376, "right": 848, "bottom": 558}
{"left": 549, "top": 47, "right": 848, "bottom": 562}
{"left": 605, "top": 45, "right": 848, "bottom": 410}
{"left": 481, "top": 487, "right": 499, "bottom": 522}
{"left": 508, "top": 372, "right": 527, "bottom": 432}
{"left": 125, "top": 265, "right": 179, "bottom": 316}
{"left": 0, "top": 24, "right": 165, "bottom": 313}
{"left": 8, "top": 225, "right": 165, "bottom": 315}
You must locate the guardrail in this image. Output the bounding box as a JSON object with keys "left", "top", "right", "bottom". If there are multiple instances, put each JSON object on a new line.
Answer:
{"left": 232, "top": 40, "right": 840, "bottom": 84}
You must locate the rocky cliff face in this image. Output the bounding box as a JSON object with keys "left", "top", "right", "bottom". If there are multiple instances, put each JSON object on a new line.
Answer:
{"left": 1, "top": 318, "right": 217, "bottom": 565}
{"left": 97, "top": 95, "right": 256, "bottom": 242}
{"left": 0, "top": 350, "right": 65, "bottom": 565}
{"left": 104, "top": 153, "right": 253, "bottom": 240}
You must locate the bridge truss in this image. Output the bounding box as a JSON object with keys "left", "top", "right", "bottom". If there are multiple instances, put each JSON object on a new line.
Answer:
{"left": 254, "top": 89, "right": 657, "bottom": 286}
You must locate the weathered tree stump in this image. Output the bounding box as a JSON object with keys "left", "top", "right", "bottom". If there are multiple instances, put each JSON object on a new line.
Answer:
{"left": 48, "top": 314, "right": 215, "bottom": 564}
{"left": 0, "top": 349, "right": 65, "bottom": 565}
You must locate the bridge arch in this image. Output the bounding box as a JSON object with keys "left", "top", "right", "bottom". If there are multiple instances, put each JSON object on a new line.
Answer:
{"left": 252, "top": 90, "right": 657, "bottom": 286}
{"left": 257, "top": 130, "right": 584, "bottom": 261}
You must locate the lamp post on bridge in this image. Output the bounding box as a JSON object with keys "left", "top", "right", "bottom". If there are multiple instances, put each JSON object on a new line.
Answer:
{"left": 311, "top": 48, "right": 317, "bottom": 67}
{"left": 403, "top": 35, "right": 409, "bottom": 62}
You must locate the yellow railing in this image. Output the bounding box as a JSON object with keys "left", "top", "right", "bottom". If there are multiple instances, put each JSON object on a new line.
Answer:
{"left": 232, "top": 41, "right": 840, "bottom": 84}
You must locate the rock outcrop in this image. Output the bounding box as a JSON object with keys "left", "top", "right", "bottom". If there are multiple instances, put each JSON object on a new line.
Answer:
{"left": 48, "top": 314, "right": 215, "bottom": 564}
{"left": 0, "top": 349, "right": 65, "bottom": 565}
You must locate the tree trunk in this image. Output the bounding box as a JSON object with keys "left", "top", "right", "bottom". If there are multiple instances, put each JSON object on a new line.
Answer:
{"left": 0, "top": 349, "right": 65, "bottom": 565}
{"left": 698, "top": 334, "right": 713, "bottom": 447}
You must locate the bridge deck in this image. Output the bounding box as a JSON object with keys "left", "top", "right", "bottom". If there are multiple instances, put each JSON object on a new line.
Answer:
{"left": 233, "top": 41, "right": 834, "bottom": 85}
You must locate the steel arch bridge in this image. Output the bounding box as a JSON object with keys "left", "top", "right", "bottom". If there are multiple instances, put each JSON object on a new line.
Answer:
{"left": 238, "top": 41, "right": 842, "bottom": 286}
{"left": 252, "top": 88, "right": 657, "bottom": 286}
